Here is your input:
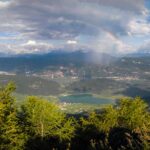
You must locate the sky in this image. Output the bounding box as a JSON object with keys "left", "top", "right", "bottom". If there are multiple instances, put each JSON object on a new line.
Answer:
{"left": 0, "top": 0, "right": 150, "bottom": 55}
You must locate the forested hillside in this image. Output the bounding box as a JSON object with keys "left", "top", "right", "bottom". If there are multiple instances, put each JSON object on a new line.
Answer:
{"left": 0, "top": 83, "right": 150, "bottom": 150}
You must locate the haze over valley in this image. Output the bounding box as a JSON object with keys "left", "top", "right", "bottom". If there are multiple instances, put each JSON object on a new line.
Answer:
{"left": 0, "top": 50, "right": 149, "bottom": 113}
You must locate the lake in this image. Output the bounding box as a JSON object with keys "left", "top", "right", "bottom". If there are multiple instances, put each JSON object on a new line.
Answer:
{"left": 59, "top": 94, "right": 115, "bottom": 105}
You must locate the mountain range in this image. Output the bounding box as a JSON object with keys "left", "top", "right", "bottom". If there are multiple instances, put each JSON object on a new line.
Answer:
{"left": 0, "top": 51, "right": 116, "bottom": 72}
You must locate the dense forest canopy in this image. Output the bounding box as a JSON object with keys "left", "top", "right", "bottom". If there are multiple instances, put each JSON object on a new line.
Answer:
{"left": 0, "top": 83, "right": 150, "bottom": 150}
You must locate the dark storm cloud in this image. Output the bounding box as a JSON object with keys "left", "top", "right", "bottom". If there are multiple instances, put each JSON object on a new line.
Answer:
{"left": 0, "top": 0, "right": 146, "bottom": 40}
{"left": 81, "top": 0, "right": 145, "bottom": 14}
{"left": 0, "top": 0, "right": 148, "bottom": 54}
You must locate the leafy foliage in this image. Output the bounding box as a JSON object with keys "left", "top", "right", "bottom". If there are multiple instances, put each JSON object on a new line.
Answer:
{"left": 0, "top": 82, "right": 26, "bottom": 150}
{"left": 19, "top": 96, "right": 76, "bottom": 149}
{"left": 0, "top": 83, "right": 150, "bottom": 150}
{"left": 75, "top": 97, "right": 150, "bottom": 150}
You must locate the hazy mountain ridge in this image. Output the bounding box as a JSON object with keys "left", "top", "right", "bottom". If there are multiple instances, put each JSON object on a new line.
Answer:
{"left": 0, "top": 50, "right": 149, "bottom": 73}
{"left": 0, "top": 50, "right": 149, "bottom": 99}
{"left": 0, "top": 51, "right": 116, "bottom": 72}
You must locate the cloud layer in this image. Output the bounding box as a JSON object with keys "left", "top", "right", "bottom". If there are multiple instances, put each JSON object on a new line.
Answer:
{"left": 0, "top": 0, "right": 149, "bottom": 55}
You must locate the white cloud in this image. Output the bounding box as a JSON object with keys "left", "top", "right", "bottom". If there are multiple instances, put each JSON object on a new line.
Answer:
{"left": 0, "top": 41, "right": 54, "bottom": 55}
{"left": 25, "top": 40, "right": 37, "bottom": 45}
{"left": 0, "top": 1, "right": 10, "bottom": 8}
{"left": 88, "top": 32, "right": 135, "bottom": 54}
{"left": 128, "top": 19, "right": 150, "bottom": 35}
{"left": 67, "top": 40, "right": 77, "bottom": 44}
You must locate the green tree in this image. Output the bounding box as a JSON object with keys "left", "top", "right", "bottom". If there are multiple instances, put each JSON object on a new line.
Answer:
{"left": 0, "top": 83, "right": 26, "bottom": 150}
{"left": 117, "top": 97, "right": 150, "bottom": 149}
{"left": 76, "top": 106, "right": 118, "bottom": 149}
{"left": 78, "top": 97, "right": 150, "bottom": 150}
{"left": 19, "top": 96, "right": 76, "bottom": 149}
{"left": 118, "top": 97, "right": 150, "bottom": 130}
